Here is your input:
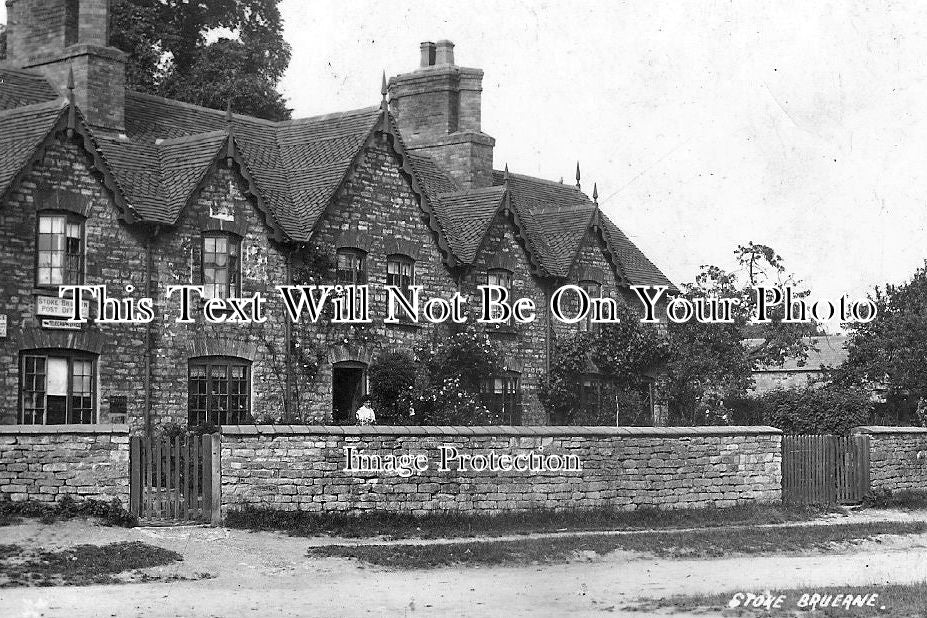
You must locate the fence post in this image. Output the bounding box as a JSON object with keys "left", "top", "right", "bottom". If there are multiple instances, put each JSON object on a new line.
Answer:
{"left": 210, "top": 433, "right": 222, "bottom": 525}
{"left": 129, "top": 437, "right": 141, "bottom": 516}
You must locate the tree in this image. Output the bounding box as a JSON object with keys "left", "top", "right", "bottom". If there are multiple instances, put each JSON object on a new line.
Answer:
{"left": 110, "top": 0, "right": 291, "bottom": 120}
{"left": 0, "top": 24, "right": 7, "bottom": 61}
{"left": 664, "top": 243, "right": 818, "bottom": 425}
{"left": 837, "top": 263, "right": 927, "bottom": 424}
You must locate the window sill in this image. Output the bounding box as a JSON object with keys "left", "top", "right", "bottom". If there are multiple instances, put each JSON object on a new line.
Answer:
{"left": 0, "top": 424, "right": 128, "bottom": 434}
{"left": 385, "top": 319, "right": 423, "bottom": 330}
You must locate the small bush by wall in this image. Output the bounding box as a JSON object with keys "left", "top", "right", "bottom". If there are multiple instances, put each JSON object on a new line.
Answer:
{"left": 732, "top": 384, "right": 872, "bottom": 434}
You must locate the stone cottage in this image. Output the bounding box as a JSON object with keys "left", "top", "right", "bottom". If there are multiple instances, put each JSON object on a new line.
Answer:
{"left": 0, "top": 0, "right": 674, "bottom": 431}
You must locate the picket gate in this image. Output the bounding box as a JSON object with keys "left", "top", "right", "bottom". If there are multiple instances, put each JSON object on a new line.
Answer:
{"left": 129, "top": 434, "right": 221, "bottom": 524}
{"left": 781, "top": 434, "right": 870, "bottom": 505}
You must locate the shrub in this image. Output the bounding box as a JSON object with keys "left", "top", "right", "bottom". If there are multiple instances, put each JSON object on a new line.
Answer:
{"left": 410, "top": 325, "right": 506, "bottom": 425}
{"left": 737, "top": 383, "right": 872, "bottom": 434}
{"left": 368, "top": 350, "right": 417, "bottom": 425}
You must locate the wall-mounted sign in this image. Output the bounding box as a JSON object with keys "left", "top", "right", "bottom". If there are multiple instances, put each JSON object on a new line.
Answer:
{"left": 41, "top": 319, "right": 82, "bottom": 331}
{"left": 0, "top": 314, "right": 6, "bottom": 338}
{"left": 35, "top": 296, "right": 90, "bottom": 319}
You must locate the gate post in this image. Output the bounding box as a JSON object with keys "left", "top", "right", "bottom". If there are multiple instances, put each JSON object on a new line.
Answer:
{"left": 129, "top": 436, "right": 141, "bottom": 516}
{"left": 210, "top": 433, "right": 222, "bottom": 525}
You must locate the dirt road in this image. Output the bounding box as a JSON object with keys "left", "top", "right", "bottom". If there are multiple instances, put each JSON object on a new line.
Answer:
{"left": 1, "top": 513, "right": 926, "bottom": 617}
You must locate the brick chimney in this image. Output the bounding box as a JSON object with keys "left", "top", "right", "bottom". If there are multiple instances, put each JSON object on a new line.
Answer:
{"left": 389, "top": 40, "right": 495, "bottom": 189}
{"left": 4, "top": 0, "right": 126, "bottom": 132}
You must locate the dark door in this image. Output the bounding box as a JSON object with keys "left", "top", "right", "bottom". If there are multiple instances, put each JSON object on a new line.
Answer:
{"left": 332, "top": 365, "right": 365, "bottom": 423}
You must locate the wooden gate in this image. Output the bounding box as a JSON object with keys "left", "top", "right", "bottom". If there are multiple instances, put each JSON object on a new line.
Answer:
{"left": 781, "top": 434, "right": 870, "bottom": 505}
{"left": 129, "top": 434, "right": 220, "bottom": 524}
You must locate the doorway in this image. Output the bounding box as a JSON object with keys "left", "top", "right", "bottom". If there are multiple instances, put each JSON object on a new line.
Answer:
{"left": 332, "top": 362, "right": 366, "bottom": 424}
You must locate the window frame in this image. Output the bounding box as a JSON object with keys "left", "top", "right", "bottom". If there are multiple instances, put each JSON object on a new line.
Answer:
{"left": 480, "top": 372, "right": 521, "bottom": 425}
{"left": 386, "top": 254, "right": 416, "bottom": 301}
{"left": 336, "top": 248, "right": 367, "bottom": 286}
{"left": 201, "top": 233, "right": 242, "bottom": 300}
{"left": 19, "top": 350, "right": 96, "bottom": 425}
{"left": 187, "top": 356, "right": 251, "bottom": 426}
{"left": 485, "top": 268, "right": 514, "bottom": 324}
{"left": 35, "top": 211, "right": 85, "bottom": 289}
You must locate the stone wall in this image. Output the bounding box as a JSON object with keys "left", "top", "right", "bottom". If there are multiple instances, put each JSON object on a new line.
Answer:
{"left": 0, "top": 424, "right": 130, "bottom": 504}
{"left": 0, "top": 136, "right": 149, "bottom": 425}
{"left": 855, "top": 426, "right": 927, "bottom": 492}
{"left": 220, "top": 425, "right": 782, "bottom": 516}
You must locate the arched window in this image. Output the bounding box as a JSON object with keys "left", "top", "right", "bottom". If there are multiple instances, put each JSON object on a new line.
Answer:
{"left": 37, "top": 212, "right": 84, "bottom": 287}
{"left": 20, "top": 350, "right": 95, "bottom": 424}
{"left": 188, "top": 356, "right": 250, "bottom": 426}
{"left": 202, "top": 233, "right": 241, "bottom": 299}
{"left": 386, "top": 254, "right": 415, "bottom": 300}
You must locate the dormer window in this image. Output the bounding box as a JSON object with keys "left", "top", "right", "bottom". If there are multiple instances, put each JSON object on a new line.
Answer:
{"left": 336, "top": 249, "right": 367, "bottom": 285}
{"left": 202, "top": 233, "right": 241, "bottom": 299}
{"left": 37, "top": 213, "right": 84, "bottom": 287}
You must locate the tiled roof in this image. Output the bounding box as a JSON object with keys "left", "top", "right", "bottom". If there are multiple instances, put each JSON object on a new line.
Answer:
{"left": 433, "top": 186, "right": 507, "bottom": 263}
{"left": 598, "top": 213, "right": 675, "bottom": 288}
{"left": 0, "top": 99, "right": 67, "bottom": 197}
{"left": 488, "top": 170, "right": 674, "bottom": 287}
{"left": 749, "top": 335, "right": 850, "bottom": 372}
{"left": 0, "top": 70, "right": 674, "bottom": 286}
{"left": 104, "top": 93, "right": 383, "bottom": 238}
{"left": 0, "top": 68, "right": 59, "bottom": 110}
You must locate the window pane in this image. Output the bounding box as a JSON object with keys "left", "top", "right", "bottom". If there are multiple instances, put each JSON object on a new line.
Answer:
{"left": 46, "top": 358, "right": 68, "bottom": 396}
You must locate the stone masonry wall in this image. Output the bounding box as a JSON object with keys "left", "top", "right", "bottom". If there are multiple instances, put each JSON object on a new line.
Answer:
{"left": 855, "top": 426, "right": 927, "bottom": 492}
{"left": 0, "top": 136, "right": 149, "bottom": 425}
{"left": 461, "top": 212, "right": 549, "bottom": 425}
{"left": 0, "top": 425, "right": 130, "bottom": 504}
{"left": 221, "top": 425, "right": 782, "bottom": 515}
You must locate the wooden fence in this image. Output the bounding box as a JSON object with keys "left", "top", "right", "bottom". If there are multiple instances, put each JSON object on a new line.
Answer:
{"left": 129, "top": 434, "right": 220, "bottom": 524}
{"left": 781, "top": 434, "right": 870, "bottom": 505}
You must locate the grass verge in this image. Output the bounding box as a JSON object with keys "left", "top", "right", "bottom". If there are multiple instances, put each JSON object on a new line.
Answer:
{"left": 627, "top": 582, "right": 927, "bottom": 617}
{"left": 0, "top": 496, "right": 137, "bottom": 527}
{"left": 0, "top": 541, "right": 184, "bottom": 587}
{"left": 863, "top": 490, "right": 927, "bottom": 511}
{"left": 306, "top": 521, "right": 927, "bottom": 568}
{"left": 227, "top": 502, "right": 837, "bottom": 540}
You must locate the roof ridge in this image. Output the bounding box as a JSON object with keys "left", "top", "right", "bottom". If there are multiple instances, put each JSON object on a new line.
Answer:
{"left": 129, "top": 90, "right": 381, "bottom": 128}
{"left": 0, "top": 98, "right": 67, "bottom": 118}
{"left": 438, "top": 185, "right": 506, "bottom": 198}
{"left": 497, "top": 169, "right": 590, "bottom": 194}
{"left": 126, "top": 90, "right": 281, "bottom": 127}
{"left": 276, "top": 105, "right": 381, "bottom": 125}
{"left": 0, "top": 65, "right": 52, "bottom": 79}
{"left": 156, "top": 129, "right": 229, "bottom": 146}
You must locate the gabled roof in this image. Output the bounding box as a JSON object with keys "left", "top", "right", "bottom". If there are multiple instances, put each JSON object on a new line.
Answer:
{"left": 596, "top": 212, "right": 675, "bottom": 289}
{"left": 0, "top": 99, "right": 67, "bottom": 197}
{"left": 0, "top": 67, "right": 674, "bottom": 286}
{"left": 433, "top": 186, "right": 507, "bottom": 263}
{"left": 485, "top": 170, "right": 673, "bottom": 287}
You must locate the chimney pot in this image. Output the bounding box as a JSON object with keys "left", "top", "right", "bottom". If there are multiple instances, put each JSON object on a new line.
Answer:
{"left": 420, "top": 41, "right": 436, "bottom": 67}
{"left": 435, "top": 40, "right": 455, "bottom": 65}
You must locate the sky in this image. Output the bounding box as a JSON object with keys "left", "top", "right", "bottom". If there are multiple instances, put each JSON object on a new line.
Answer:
{"left": 4, "top": 1, "right": 927, "bottom": 315}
